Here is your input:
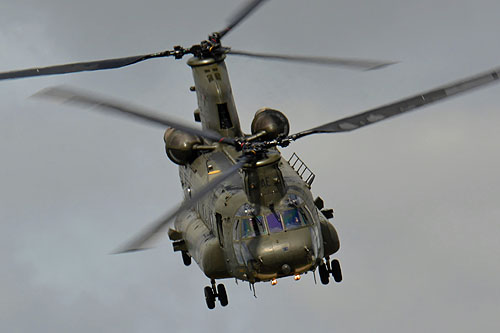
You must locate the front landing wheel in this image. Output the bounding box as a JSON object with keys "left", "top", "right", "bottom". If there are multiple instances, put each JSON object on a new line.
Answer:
{"left": 318, "top": 263, "right": 330, "bottom": 285}
{"left": 204, "top": 286, "right": 215, "bottom": 309}
{"left": 217, "top": 284, "right": 228, "bottom": 307}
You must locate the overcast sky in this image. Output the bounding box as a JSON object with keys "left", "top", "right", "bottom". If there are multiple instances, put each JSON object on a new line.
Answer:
{"left": 1, "top": 0, "right": 500, "bottom": 332}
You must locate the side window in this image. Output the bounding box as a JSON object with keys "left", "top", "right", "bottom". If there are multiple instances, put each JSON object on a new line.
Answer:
{"left": 242, "top": 218, "right": 254, "bottom": 238}
{"left": 233, "top": 219, "right": 240, "bottom": 241}
{"left": 216, "top": 213, "right": 224, "bottom": 247}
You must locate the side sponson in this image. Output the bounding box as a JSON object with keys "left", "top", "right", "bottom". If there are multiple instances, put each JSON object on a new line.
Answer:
{"left": 174, "top": 210, "right": 230, "bottom": 279}
{"left": 320, "top": 218, "right": 340, "bottom": 257}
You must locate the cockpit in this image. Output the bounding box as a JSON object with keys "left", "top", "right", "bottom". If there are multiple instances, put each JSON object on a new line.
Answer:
{"left": 231, "top": 193, "right": 320, "bottom": 280}
{"left": 234, "top": 194, "right": 313, "bottom": 240}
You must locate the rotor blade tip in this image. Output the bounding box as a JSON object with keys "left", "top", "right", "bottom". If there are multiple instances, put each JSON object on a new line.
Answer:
{"left": 31, "top": 86, "right": 71, "bottom": 101}
{"left": 110, "top": 247, "right": 151, "bottom": 255}
{"left": 365, "top": 61, "right": 400, "bottom": 71}
{"left": 31, "top": 87, "right": 54, "bottom": 99}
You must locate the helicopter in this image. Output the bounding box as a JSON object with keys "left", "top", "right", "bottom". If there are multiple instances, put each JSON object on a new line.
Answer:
{"left": 1, "top": 0, "right": 500, "bottom": 310}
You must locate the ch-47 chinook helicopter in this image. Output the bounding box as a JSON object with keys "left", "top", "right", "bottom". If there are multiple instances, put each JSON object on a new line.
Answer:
{"left": 2, "top": 0, "right": 500, "bottom": 309}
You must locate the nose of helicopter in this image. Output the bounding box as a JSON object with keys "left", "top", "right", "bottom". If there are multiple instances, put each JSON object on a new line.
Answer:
{"left": 247, "top": 226, "right": 315, "bottom": 280}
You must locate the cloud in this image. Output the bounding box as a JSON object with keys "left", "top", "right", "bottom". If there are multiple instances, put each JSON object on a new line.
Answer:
{"left": 1, "top": 0, "right": 500, "bottom": 332}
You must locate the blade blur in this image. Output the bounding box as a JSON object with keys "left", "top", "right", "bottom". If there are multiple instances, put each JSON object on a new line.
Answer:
{"left": 33, "top": 86, "right": 238, "bottom": 146}
{"left": 228, "top": 49, "right": 396, "bottom": 71}
{"left": 0, "top": 51, "right": 172, "bottom": 81}
{"left": 290, "top": 66, "right": 500, "bottom": 140}
{"left": 112, "top": 156, "right": 250, "bottom": 253}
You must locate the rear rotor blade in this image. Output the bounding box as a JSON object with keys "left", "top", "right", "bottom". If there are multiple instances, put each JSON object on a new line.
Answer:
{"left": 33, "top": 86, "right": 237, "bottom": 146}
{"left": 218, "top": 0, "right": 268, "bottom": 39}
{"left": 112, "top": 156, "right": 251, "bottom": 253}
{"left": 228, "top": 49, "right": 396, "bottom": 71}
{"left": 0, "top": 51, "right": 171, "bottom": 81}
{"left": 290, "top": 66, "right": 500, "bottom": 140}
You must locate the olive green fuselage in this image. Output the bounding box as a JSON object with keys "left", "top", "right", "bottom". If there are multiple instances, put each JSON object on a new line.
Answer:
{"left": 171, "top": 56, "right": 339, "bottom": 283}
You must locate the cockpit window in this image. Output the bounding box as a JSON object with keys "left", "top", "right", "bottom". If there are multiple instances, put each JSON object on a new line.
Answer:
{"left": 235, "top": 195, "right": 313, "bottom": 239}
{"left": 288, "top": 193, "right": 304, "bottom": 206}
{"left": 241, "top": 216, "right": 267, "bottom": 239}
{"left": 266, "top": 213, "right": 283, "bottom": 233}
{"left": 283, "top": 208, "right": 304, "bottom": 230}
{"left": 299, "top": 209, "right": 312, "bottom": 225}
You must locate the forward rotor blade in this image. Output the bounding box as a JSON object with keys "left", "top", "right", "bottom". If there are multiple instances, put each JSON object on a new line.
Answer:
{"left": 290, "top": 66, "right": 500, "bottom": 140}
{"left": 0, "top": 51, "right": 171, "bottom": 81}
{"left": 228, "top": 50, "right": 396, "bottom": 71}
{"left": 112, "top": 156, "right": 251, "bottom": 253}
{"left": 218, "top": 0, "right": 268, "bottom": 39}
{"left": 33, "top": 86, "right": 237, "bottom": 146}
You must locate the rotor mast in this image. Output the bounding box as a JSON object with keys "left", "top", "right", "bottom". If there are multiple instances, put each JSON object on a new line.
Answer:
{"left": 188, "top": 56, "right": 242, "bottom": 138}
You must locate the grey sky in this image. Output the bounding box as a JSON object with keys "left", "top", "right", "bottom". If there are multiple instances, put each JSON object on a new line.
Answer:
{"left": 1, "top": 0, "right": 500, "bottom": 332}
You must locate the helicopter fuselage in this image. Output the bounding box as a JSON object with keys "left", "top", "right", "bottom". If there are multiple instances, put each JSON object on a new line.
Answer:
{"left": 167, "top": 56, "right": 340, "bottom": 283}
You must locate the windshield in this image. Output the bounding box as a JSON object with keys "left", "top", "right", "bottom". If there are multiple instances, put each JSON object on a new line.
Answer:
{"left": 235, "top": 198, "right": 312, "bottom": 239}
{"left": 266, "top": 212, "right": 283, "bottom": 233}
{"left": 283, "top": 208, "right": 304, "bottom": 229}
{"left": 241, "top": 216, "right": 268, "bottom": 238}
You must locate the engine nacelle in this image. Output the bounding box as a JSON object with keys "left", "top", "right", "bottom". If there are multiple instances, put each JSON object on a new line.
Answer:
{"left": 251, "top": 108, "right": 290, "bottom": 141}
{"left": 164, "top": 128, "right": 202, "bottom": 165}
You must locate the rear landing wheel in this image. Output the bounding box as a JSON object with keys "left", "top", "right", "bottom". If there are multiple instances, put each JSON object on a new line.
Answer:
{"left": 318, "top": 263, "right": 330, "bottom": 285}
{"left": 182, "top": 251, "right": 191, "bottom": 266}
{"left": 204, "top": 286, "right": 215, "bottom": 309}
{"left": 331, "top": 259, "right": 342, "bottom": 282}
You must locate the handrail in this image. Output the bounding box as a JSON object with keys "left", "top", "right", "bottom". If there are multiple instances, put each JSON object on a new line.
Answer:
{"left": 287, "top": 152, "right": 315, "bottom": 187}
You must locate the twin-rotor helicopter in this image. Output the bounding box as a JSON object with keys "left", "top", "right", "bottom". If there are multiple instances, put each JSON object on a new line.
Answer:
{"left": 2, "top": 0, "right": 500, "bottom": 309}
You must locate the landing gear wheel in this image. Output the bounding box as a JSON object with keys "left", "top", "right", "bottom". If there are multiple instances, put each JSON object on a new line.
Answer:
{"left": 318, "top": 263, "right": 330, "bottom": 285}
{"left": 204, "top": 286, "right": 215, "bottom": 309}
{"left": 181, "top": 251, "right": 191, "bottom": 266}
{"left": 217, "top": 284, "right": 229, "bottom": 307}
{"left": 331, "top": 259, "right": 342, "bottom": 282}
